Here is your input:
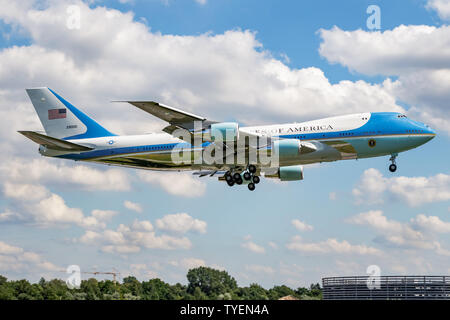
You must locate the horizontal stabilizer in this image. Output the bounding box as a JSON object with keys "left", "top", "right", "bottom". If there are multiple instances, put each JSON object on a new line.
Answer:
{"left": 18, "top": 131, "right": 93, "bottom": 152}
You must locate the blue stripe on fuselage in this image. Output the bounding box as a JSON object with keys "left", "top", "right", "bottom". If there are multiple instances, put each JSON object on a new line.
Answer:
{"left": 56, "top": 112, "right": 434, "bottom": 161}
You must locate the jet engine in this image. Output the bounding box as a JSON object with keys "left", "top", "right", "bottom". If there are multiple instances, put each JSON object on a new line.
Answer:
{"left": 210, "top": 122, "right": 239, "bottom": 142}
{"left": 272, "top": 139, "right": 316, "bottom": 160}
{"left": 265, "top": 165, "right": 304, "bottom": 181}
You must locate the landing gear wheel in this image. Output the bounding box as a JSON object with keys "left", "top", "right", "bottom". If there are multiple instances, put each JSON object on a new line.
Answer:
{"left": 389, "top": 153, "right": 398, "bottom": 173}
{"left": 248, "top": 165, "right": 257, "bottom": 174}
{"left": 225, "top": 172, "right": 233, "bottom": 182}
{"left": 235, "top": 177, "right": 243, "bottom": 185}
{"left": 233, "top": 172, "right": 241, "bottom": 181}
{"left": 248, "top": 183, "right": 255, "bottom": 191}
{"left": 227, "top": 180, "right": 235, "bottom": 187}
{"left": 243, "top": 172, "right": 251, "bottom": 181}
{"left": 252, "top": 175, "right": 260, "bottom": 184}
{"left": 389, "top": 164, "right": 397, "bottom": 172}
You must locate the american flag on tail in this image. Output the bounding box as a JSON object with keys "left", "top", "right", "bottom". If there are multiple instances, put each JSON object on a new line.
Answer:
{"left": 48, "top": 108, "right": 67, "bottom": 120}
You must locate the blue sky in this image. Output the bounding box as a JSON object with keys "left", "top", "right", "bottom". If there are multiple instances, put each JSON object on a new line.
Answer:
{"left": 0, "top": 0, "right": 449, "bottom": 288}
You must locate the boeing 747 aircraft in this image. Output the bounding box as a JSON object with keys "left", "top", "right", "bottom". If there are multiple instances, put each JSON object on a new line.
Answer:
{"left": 20, "top": 88, "right": 436, "bottom": 191}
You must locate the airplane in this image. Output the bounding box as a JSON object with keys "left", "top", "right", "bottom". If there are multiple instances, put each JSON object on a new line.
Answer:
{"left": 19, "top": 88, "right": 436, "bottom": 191}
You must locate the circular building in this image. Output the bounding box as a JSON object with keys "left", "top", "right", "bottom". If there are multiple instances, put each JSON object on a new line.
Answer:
{"left": 322, "top": 276, "right": 450, "bottom": 300}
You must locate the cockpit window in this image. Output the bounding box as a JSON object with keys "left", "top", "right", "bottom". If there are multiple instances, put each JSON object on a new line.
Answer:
{"left": 397, "top": 114, "right": 407, "bottom": 118}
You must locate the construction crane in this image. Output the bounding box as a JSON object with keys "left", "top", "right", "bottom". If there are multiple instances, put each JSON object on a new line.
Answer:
{"left": 82, "top": 271, "right": 121, "bottom": 287}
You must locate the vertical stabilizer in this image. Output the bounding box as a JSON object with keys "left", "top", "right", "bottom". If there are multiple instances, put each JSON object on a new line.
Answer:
{"left": 25, "top": 87, "right": 115, "bottom": 140}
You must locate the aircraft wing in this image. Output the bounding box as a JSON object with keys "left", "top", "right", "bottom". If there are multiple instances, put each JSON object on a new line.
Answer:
{"left": 121, "top": 101, "right": 215, "bottom": 131}
{"left": 121, "top": 100, "right": 271, "bottom": 148}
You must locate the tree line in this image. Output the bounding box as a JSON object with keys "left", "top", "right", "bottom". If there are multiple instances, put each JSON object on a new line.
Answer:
{"left": 0, "top": 267, "right": 322, "bottom": 300}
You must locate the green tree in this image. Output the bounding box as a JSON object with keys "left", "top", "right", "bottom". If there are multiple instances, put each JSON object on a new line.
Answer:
{"left": 142, "top": 278, "right": 174, "bottom": 300}
{"left": 268, "top": 285, "right": 295, "bottom": 300}
{"left": 80, "top": 278, "right": 101, "bottom": 300}
{"left": 187, "top": 267, "right": 237, "bottom": 299}
{"left": 121, "top": 276, "right": 142, "bottom": 298}
{"left": 238, "top": 283, "right": 269, "bottom": 300}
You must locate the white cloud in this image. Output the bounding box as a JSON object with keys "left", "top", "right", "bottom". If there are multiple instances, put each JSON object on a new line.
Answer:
{"left": 0, "top": 241, "right": 59, "bottom": 274}
{"left": 180, "top": 257, "right": 206, "bottom": 269}
{"left": 411, "top": 214, "right": 450, "bottom": 234}
{"left": 348, "top": 210, "right": 450, "bottom": 255}
{"left": 79, "top": 218, "right": 194, "bottom": 253}
{"left": 138, "top": 171, "right": 207, "bottom": 198}
{"left": 245, "top": 264, "right": 275, "bottom": 274}
{"left": 319, "top": 25, "right": 450, "bottom": 134}
{"left": 195, "top": 0, "right": 207, "bottom": 5}
{"left": 0, "top": 158, "right": 131, "bottom": 192}
{"left": 353, "top": 168, "right": 450, "bottom": 206}
{"left": 126, "top": 263, "right": 158, "bottom": 280}
{"left": 91, "top": 209, "right": 118, "bottom": 222}
{"left": 427, "top": 0, "right": 450, "bottom": 20}
{"left": 268, "top": 241, "right": 278, "bottom": 249}
{"left": 123, "top": 200, "right": 143, "bottom": 213}
{"left": 242, "top": 240, "right": 265, "bottom": 254}
{"left": 1, "top": 182, "right": 108, "bottom": 229}
{"left": 155, "top": 213, "right": 207, "bottom": 234}
{"left": 0, "top": 0, "right": 403, "bottom": 134}
{"left": 291, "top": 219, "right": 313, "bottom": 231}
{"left": 319, "top": 25, "right": 450, "bottom": 76}
{"left": 286, "top": 235, "right": 381, "bottom": 255}
{"left": 0, "top": 241, "right": 24, "bottom": 255}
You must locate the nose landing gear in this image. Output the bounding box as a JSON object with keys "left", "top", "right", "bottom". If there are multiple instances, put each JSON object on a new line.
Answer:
{"left": 389, "top": 154, "right": 398, "bottom": 172}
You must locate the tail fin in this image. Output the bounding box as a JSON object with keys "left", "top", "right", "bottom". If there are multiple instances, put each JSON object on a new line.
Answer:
{"left": 25, "top": 87, "right": 115, "bottom": 140}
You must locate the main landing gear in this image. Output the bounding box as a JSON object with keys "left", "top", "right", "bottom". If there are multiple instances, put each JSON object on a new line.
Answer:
{"left": 224, "top": 165, "right": 260, "bottom": 191}
{"left": 389, "top": 153, "right": 398, "bottom": 173}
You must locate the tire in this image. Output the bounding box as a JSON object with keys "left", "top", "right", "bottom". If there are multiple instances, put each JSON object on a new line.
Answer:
{"left": 248, "top": 183, "right": 255, "bottom": 191}
{"left": 235, "top": 178, "right": 243, "bottom": 185}
{"left": 227, "top": 180, "right": 235, "bottom": 187}
{"left": 225, "top": 172, "right": 233, "bottom": 182}
{"left": 243, "top": 172, "right": 251, "bottom": 181}
{"left": 389, "top": 164, "right": 397, "bottom": 172}
{"left": 233, "top": 172, "right": 241, "bottom": 181}
{"left": 252, "top": 175, "right": 260, "bottom": 184}
{"left": 248, "top": 165, "right": 257, "bottom": 174}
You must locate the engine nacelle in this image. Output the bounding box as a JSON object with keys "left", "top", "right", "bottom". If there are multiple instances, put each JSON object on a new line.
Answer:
{"left": 272, "top": 139, "right": 301, "bottom": 159}
{"left": 272, "top": 139, "right": 317, "bottom": 161}
{"left": 265, "top": 165, "right": 304, "bottom": 181}
{"left": 210, "top": 122, "right": 239, "bottom": 142}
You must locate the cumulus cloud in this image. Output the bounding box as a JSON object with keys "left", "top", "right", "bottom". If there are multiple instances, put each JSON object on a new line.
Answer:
{"left": 348, "top": 210, "right": 450, "bottom": 255}
{"left": 0, "top": 158, "right": 131, "bottom": 192}
{"left": 242, "top": 240, "right": 266, "bottom": 254}
{"left": 0, "top": 158, "right": 123, "bottom": 228}
{"left": 353, "top": 168, "right": 450, "bottom": 206}
{"left": 0, "top": 0, "right": 403, "bottom": 134}
{"left": 319, "top": 25, "right": 450, "bottom": 134}
{"left": 291, "top": 219, "right": 313, "bottom": 231}
{"left": 286, "top": 236, "right": 381, "bottom": 255}
{"left": 125, "top": 263, "right": 158, "bottom": 280}
{"left": 319, "top": 25, "right": 450, "bottom": 76}
{"left": 155, "top": 213, "right": 207, "bottom": 234}
{"left": 1, "top": 182, "right": 110, "bottom": 229}
{"left": 245, "top": 264, "right": 275, "bottom": 274}
{"left": 0, "top": 241, "right": 59, "bottom": 274}
{"left": 427, "top": 0, "right": 450, "bottom": 20}
{"left": 179, "top": 257, "right": 206, "bottom": 269}
{"left": 137, "top": 171, "right": 207, "bottom": 198}
{"left": 123, "top": 200, "right": 143, "bottom": 213}
{"left": 79, "top": 218, "right": 196, "bottom": 253}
